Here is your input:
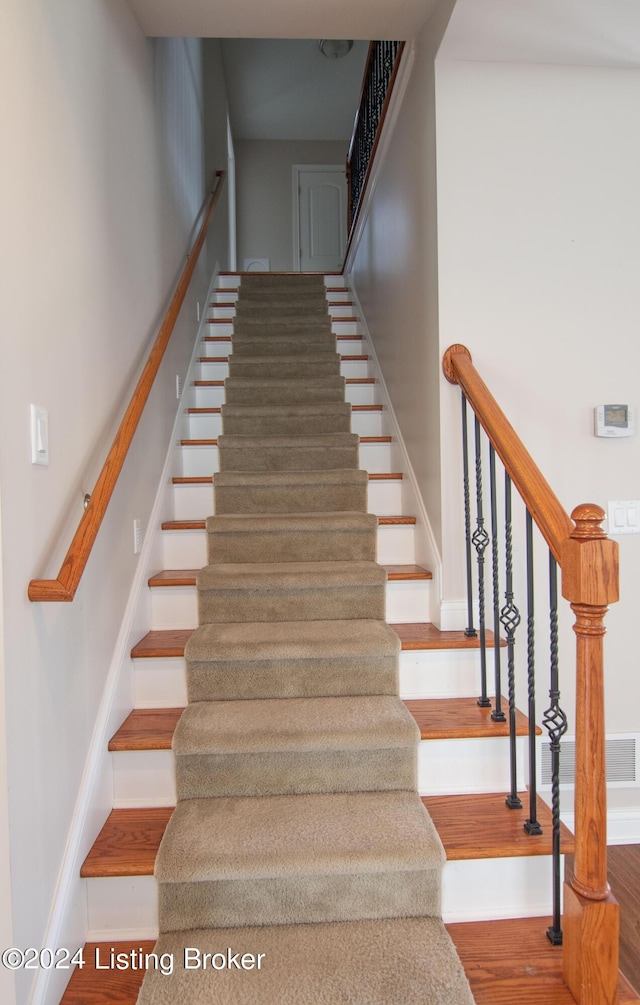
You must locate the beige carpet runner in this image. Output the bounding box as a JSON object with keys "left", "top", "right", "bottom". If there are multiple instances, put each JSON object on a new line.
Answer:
{"left": 138, "top": 274, "right": 474, "bottom": 1004}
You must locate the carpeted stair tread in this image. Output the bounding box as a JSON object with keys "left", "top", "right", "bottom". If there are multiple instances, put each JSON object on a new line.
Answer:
{"left": 220, "top": 401, "right": 351, "bottom": 435}
{"left": 137, "top": 917, "right": 475, "bottom": 1004}
{"left": 228, "top": 354, "right": 342, "bottom": 379}
{"left": 155, "top": 789, "right": 444, "bottom": 882}
{"left": 174, "top": 696, "right": 418, "bottom": 756}
{"left": 185, "top": 619, "right": 400, "bottom": 701}
{"left": 206, "top": 511, "right": 377, "bottom": 563}
{"left": 223, "top": 375, "right": 346, "bottom": 405}
{"left": 231, "top": 336, "right": 336, "bottom": 356}
{"left": 137, "top": 920, "right": 472, "bottom": 1000}
{"left": 217, "top": 432, "right": 359, "bottom": 472}
{"left": 172, "top": 696, "right": 418, "bottom": 798}
{"left": 213, "top": 468, "right": 367, "bottom": 514}
{"left": 197, "top": 560, "right": 386, "bottom": 624}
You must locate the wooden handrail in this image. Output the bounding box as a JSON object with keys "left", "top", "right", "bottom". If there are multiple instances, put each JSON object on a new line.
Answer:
{"left": 443, "top": 343, "right": 621, "bottom": 1003}
{"left": 442, "top": 343, "right": 573, "bottom": 561}
{"left": 28, "top": 171, "right": 227, "bottom": 602}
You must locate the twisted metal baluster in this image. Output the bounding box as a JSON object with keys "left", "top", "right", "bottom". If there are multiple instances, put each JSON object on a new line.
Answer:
{"left": 461, "top": 395, "right": 477, "bottom": 638}
{"left": 543, "top": 554, "right": 568, "bottom": 946}
{"left": 472, "top": 418, "right": 491, "bottom": 707}
{"left": 489, "top": 445, "right": 505, "bottom": 722}
{"left": 524, "top": 511, "right": 542, "bottom": 835}
{"left": 500, "top": 473, "right": 522, "bottom": 808}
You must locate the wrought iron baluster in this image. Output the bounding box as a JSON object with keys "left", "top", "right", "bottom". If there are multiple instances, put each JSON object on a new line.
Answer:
{"left": 543, "top": 553, "right": 568, "bottom": 945}
{"left": 472, "top": 418, "right": 491, "bottom": 707}
{"left": 489, "top": 445, "right": 505, "bottom": 723}
{"left": 461, "top": 395, "right": 476, "bottom": 638}
{"left": 500, "top": 473, "right": 522, "bottom": 808}
{"left": 524, "top": 511, "right": 542, "bottom": 835}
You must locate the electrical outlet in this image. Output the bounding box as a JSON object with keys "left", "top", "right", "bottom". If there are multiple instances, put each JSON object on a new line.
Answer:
{"left": 176, "top": 374, "right": 182, "bottom": 400}
{"left": 133, "top": 518, "right": 142, "bottom": 554}
{"left": 197, "top": 301, "right": 201, "bottom": 322}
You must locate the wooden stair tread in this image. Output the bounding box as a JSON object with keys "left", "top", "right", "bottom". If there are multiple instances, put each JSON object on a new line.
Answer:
{"left": 393, "top": 623, "right": 504, "bottom": 650}
{"left": 80, "top": 808, "right": 173, "bottom": 878}
{"left": 345, "top": 377, "right": 374, "bottom": 383}
{"left": 448, "top": 916, "right": 639, "bottom": 1005}
{"left": 56, "top": 931, "right": 640, "bottom": 1005}
{"left": 131, "top": 623, "right": 496, "bottom": 659}
{"left": 198, "top": 355, "right": 229, "bottom": 362}
{"left": 359, "top": 435, "right": 390, "bottom": 442}
{"left": 131, "top": 629, "right": 192, "bottom": 658}
{"left": 108, "top": 698, "right": 531, "bottom": 753}
{"left": 179, "top": 439, "right": 217, "bottom": 446}
{"left": 81, "top": 791, "right": 575, "bottom": 879}
{"left": 203, "top": 334, "right": 231, "bottom": 341}
{"left": 171, "top": 473, "right": 402, "bottom": 485}
{"left": 109, "top": 709, "right": 183, "bottom": 751}
{"left": 160, "top": 516, "right": 412, "bottom": 532}
{"left": 187, "top": 407, "right": 221, "bottom": 414}
{"left": 341, "top": 354, "right": 368, "bottom": 360}
{"left": 148, "top": 565, "right": 432, "bottom": 587}
{"left": 59, "top": 940, "right": 156, "bottom": 1004}
{"left": 193, "top": 379, "right": 224, "bottom": 386}
{"left": 422, "top": 792, "right": 575, "bottom": 860}
{"left": 405, "top": 697, "right": 540, "bottom": 739}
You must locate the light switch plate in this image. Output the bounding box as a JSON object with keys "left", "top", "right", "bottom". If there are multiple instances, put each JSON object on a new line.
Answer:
{"left": 607, "top": 500, "right": 640, "bottom": 534}
{"left": 30, "top": 405, "right": 49, "bottom": 466}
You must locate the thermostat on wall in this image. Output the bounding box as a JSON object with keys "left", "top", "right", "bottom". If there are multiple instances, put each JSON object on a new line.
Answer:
{"left": 594, "top": 404, "right": 635, "bottom": 437}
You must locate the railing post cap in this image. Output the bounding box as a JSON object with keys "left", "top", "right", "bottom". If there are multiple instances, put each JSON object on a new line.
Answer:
{"left": 442, "top": 344, "right": 472, "bottom": 384}
{"left": 570, "top": 503, "right": 606, "bottom": 540}
{"left": 561, "top": 503, "right": 619, "bottom": 606}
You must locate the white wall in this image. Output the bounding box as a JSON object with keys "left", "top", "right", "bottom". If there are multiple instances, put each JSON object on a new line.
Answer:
{"left": 203, "top": 39, "right": 231, "bottom": 272}
{"left": 0, "top": 3, "right": 226, "bottom": 1001}
{"left": 235, "top": 140, "right": 348, "bottom": 270}
{"left": 435, "top": 60, "right": 640, "bottom": 786}
{"left": 348, "top": 2, "right": 458, "bottom": 618}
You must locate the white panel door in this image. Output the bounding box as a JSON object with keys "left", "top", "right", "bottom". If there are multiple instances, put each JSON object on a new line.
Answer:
{"left": 295, "top": 166, "right": 347, "bottom": 272}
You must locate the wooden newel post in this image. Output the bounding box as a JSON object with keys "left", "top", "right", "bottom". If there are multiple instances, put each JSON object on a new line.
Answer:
{"left": 560, "top": 503, "right": 620, "bottom": 1005}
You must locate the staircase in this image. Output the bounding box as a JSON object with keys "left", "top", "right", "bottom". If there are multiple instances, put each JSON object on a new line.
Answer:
{"left": 62, "top": 273, "right": 593, "bottom": 1004}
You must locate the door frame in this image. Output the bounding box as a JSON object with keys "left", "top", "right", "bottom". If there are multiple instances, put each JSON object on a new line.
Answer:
{"left": 292, "top": 164, "right": 346, "bottom": 272}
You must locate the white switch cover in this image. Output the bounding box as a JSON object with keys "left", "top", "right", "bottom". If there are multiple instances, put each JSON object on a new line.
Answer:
{"left": 607, "top": 500, "right": 640, "bottom": 534}
{"left": 30, "top": 405, "right": 49, "bottom": 466}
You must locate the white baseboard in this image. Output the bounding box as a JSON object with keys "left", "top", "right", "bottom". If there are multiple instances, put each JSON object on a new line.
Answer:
{"left": 561, "top": 809, "right": 640, "bottom": 846}
{"left": 31, "top": 265, "right": 221, "bottom": 1005}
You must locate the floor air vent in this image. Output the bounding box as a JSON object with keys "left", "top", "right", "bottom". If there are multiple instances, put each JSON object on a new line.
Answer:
{"left": 538, "top": 734, "right": 639, "bottom": 789}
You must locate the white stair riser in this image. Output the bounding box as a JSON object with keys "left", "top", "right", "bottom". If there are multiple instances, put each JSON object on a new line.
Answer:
{"left": 179, "top": 440, "right": 390, "bottom": 478}
{"left": 148, "top": 577, "right": 430, "bottom": 630}
{"left": 418, "top": 737, "right": 527, "bottom": 796}
{"left": 192, "top": 382, "right": 375, "bottom": 409}
{"left": 202, "top": 320, "right": 362, "bottom": 338}
{"left": 211, "top": 289, "right": 238, "bottom": 303}
{"left": 441, "top": 855, "right": 562, "bottom": 923}
{"left": 193, "top": 385, "right": 225, "bottom": 408}
{"left": 86, "top": 876, "right": 159, "bottom": 941}
{"left": 170, "top": 478, "right": 404, "bottom": 521}
{"left": 207, "top": 305, "right": 358, "bottom": 322}
{"left": 196, "top": 359, "right": 371, "bottom": 381}
{"left": 173, "top": 482, "right": 213, "bottom": 521}
{"left": 399, "top": 649, "right": 489, "bottom": 700}
{"left": 199, "top": 337, "right": 365, "bottom": 358}
{"left": 345, "top": 384, "right": 376, "bottom": 406}
{"left": 85, "top": 853, "right": 562, "bottom": 940}
{"left": 111, "top": 737, "right": 526, "bottom": 809}
{"left": 132, "top": 648, "right": 489, "bottom": 711}
{"left": 217, "top": 275, "right": 240, "bottom": 289}
{"left": 186, "top": 409, "right": 380, "bottom": 439}
{"left": 326, "top": 290, "right": 351, "bottom": 303}
{"left": 162, "top": 522, "right": 415, "bottom": 569}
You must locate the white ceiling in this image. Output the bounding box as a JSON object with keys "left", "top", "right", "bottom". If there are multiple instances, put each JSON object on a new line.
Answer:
{"left": 438, "top": 0, "right": 640, "bottom": 67}
{"left": 127, "top": 0, "right": 438, "bottom": 40}
{"left": 221, "top": 39, "right": 369, "bottom": 141}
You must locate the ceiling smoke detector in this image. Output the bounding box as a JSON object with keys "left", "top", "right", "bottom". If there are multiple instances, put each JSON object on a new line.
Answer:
{"left": 318, "top": 39, "right": 354, "bottom": 59}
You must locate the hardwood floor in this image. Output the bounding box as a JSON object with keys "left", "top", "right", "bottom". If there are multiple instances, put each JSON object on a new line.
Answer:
{"left": 608, "top": 844, "right": 640, "bottom": 995}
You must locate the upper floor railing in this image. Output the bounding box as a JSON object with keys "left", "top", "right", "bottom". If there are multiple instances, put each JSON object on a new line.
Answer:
{"left": 443, "top": 344, "right": 620, "bottom": 1005}
{"left": 28, "top": 171, "right": 227, "bottom": 602}
{"left": 346, "top": 41, "right": 404, "bottom": 238}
